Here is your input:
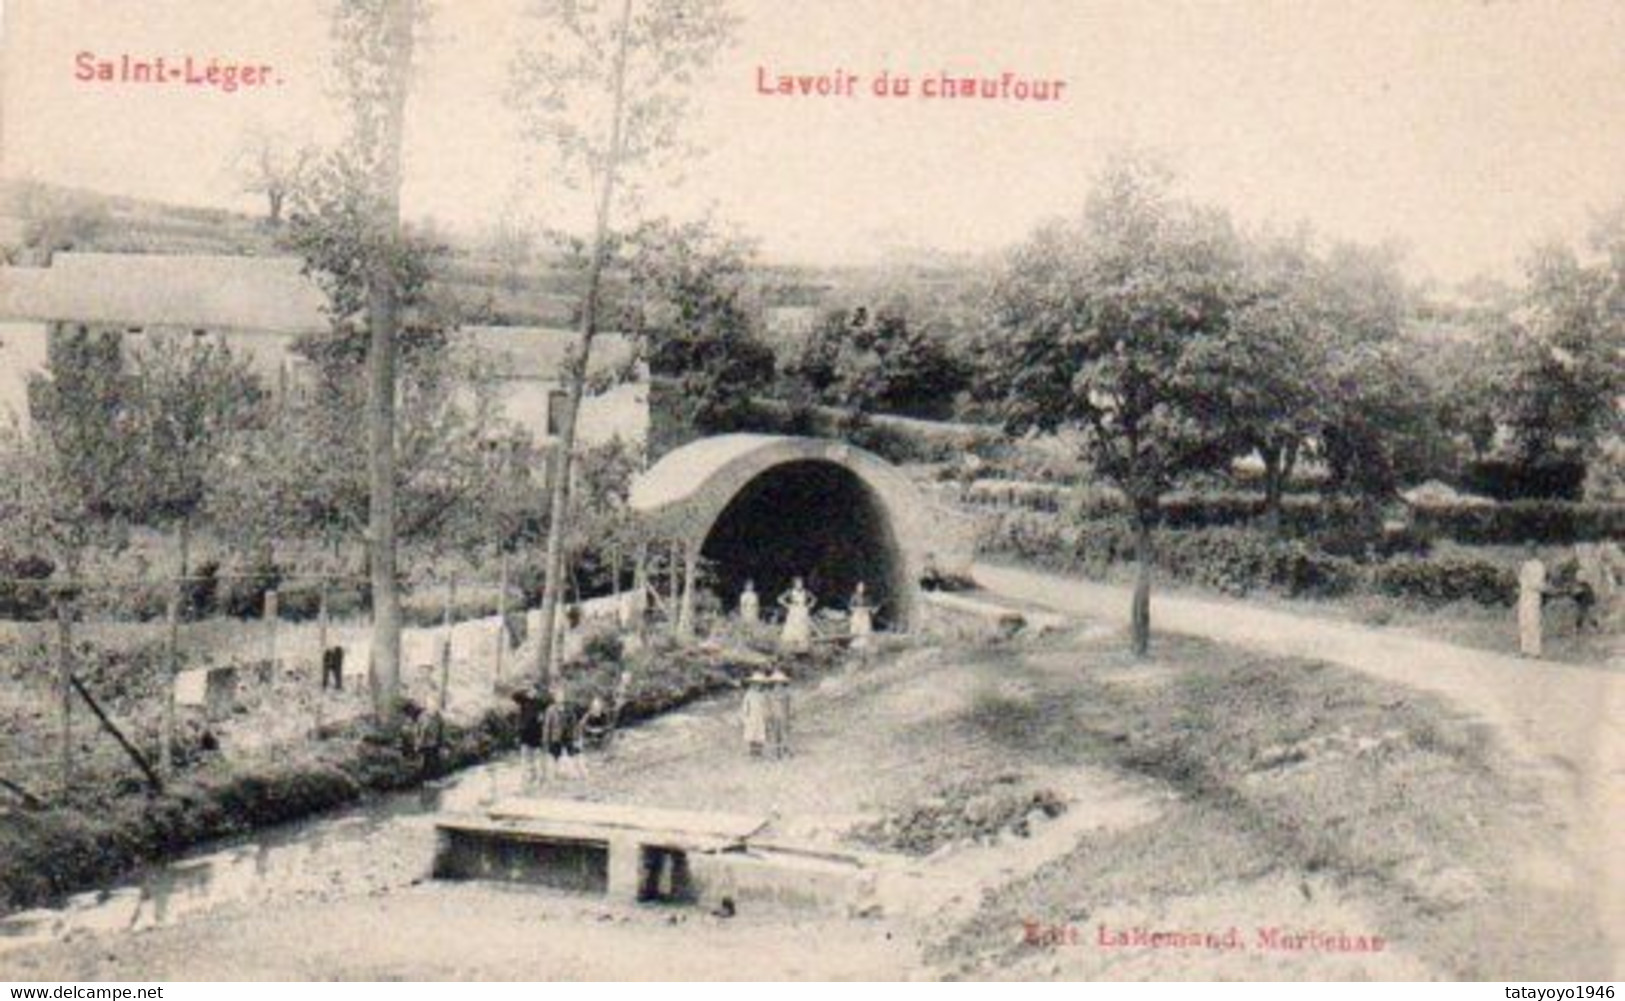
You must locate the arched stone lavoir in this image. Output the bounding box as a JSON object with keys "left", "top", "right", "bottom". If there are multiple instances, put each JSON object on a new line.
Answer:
{"left": 629, "top": 434, "right": 969, "bottom": 630}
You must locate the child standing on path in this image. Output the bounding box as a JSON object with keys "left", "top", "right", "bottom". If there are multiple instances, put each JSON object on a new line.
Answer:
{"left": 740, "top": 672, "right": 770, "bottom": 757}
{"left": 767, "top": 668, "right": 792, "bottom": 758}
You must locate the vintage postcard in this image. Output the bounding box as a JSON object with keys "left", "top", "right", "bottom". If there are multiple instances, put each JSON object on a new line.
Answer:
{"left": 0, "top": 0, "right": 1620, "bottom": 984}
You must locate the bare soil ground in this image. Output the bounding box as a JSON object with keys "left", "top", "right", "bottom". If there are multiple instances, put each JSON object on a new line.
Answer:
{"left": 2, "top": 610, "right": 1610, "bottom": 981}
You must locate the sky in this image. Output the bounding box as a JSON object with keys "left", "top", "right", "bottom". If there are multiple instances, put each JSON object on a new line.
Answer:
{"left": 1, "top": 0, "right": 1622, "bottom": 285}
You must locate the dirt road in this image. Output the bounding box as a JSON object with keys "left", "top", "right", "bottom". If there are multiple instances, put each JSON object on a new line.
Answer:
{"left": 3, "top": 610, "right": 1613, "bottom": 980}
{"left": 974, "top": 561, "right": 1625, "bottom": 965}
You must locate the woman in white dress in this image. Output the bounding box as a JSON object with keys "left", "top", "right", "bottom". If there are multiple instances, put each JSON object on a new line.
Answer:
{"left": 738, "top": 579, "right": 760, "bottom": 625}
{"left": 778, "top": 577, "right": 815, "bottom": 653}
{"left": 849, "top": 581, "right": 874, "bottom": 654}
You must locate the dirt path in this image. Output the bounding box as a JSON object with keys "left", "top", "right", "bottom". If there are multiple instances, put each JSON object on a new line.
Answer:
{"left": 973, "top": 561, "right": 1625, "bottom": 966}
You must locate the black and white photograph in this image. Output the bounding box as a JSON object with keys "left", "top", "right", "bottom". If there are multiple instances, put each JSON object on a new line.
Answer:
{"left": 0, "top": 0, "right": 1620, "bottom": 983}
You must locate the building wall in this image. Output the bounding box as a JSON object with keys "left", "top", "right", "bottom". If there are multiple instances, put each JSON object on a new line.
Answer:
{"left": 488, "top": 377, "right": 648, "bottom": 449}
{"left": 0, "top": 321, "right": 49, "bottom": 429}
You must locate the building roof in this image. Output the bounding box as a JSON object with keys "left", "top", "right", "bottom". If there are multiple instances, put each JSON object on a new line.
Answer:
{"left": 0, "top": 252, "right": 330, "bottom": 334}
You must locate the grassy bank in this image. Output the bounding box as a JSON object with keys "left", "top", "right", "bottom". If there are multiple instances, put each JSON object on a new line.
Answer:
{"left": 926, "top": 631, "right": 1607, "bottom": 979}
{"left": 0, "top": 639, "right": 844, "bottom": 916}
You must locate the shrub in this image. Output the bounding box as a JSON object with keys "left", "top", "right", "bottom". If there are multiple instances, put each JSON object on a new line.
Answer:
{"left": 221, "top": 560, "right": 283, "bottom": 619}
{"left": 273, "top": 578, "right": 368, "bottom": 621}
{"left": 1409, "top": 501, "right": 1625, "bottom": 546}
{"left": 579, "top": 627, "right": 625, "bottom": 666}
{"left": 976, "top": 511, "right": 1448, "bottom": 605}
{"left": 184, "top": 561, "right": 221, "bottom": 620}
{"left": 1460, "top": 458, "right": 1587, "bottom": 501}
{"left": 0, "top": 552, "right": 55, "bottom": 621}
{"left": 399, "top": 587, "right": 505, "bottom": 628}
{"left": 1371, "top": 557, "right": 1517, "bottom": 607}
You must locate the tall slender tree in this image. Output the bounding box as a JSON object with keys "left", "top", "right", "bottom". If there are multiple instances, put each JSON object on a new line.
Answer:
{"left": 511, "top": 0, "right": 737, "bottom": 680}
{"left": 294, "top": 0, "right": 423, "bottom": 724}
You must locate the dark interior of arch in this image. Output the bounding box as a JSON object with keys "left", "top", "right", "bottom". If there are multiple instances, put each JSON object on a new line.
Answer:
{"left": 700, "top": 460, "right": 905, "bottom": 629}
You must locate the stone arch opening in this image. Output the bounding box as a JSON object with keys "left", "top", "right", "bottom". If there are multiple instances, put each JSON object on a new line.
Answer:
{"left": 699, "top": 459, "right": 908, "bottom": 629}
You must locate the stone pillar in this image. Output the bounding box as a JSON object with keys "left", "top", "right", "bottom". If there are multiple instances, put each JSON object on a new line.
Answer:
{"left": 606, "top": 835, "right": 642, "bottom": 899}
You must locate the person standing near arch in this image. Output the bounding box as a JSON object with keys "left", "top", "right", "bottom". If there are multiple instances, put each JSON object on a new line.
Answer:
{"left": 739, "top": 579, "right": 760, "bottom": 626}
{"left": 779, "top": 577, "right": 815, "bottom": 653}
{"left": 849, "top": 581, "right": 875, "bottom": 656}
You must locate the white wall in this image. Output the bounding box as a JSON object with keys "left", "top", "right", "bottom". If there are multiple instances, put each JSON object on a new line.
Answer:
{"left": 0, "top": 321, "right": 49, "bottom": 429}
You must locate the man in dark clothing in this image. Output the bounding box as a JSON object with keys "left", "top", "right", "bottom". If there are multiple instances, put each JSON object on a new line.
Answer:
{"left": 321, "top": 646, "right": 344, "bottom": 690}
{"left": 513, "top": 687, "right": 545, "bottom": 787}
{"left": 542, "top": 686, "right": 584, "bottom": 780}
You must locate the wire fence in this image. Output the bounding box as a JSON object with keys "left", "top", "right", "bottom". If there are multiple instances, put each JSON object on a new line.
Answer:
{"left": 0, "top": 566, "right": 662, "bottom": 809}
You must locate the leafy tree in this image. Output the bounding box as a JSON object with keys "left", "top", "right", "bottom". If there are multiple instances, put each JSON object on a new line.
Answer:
{"left": 0, "top": 328, "right": 138, "bottom": 576}
{"left": 621, "top": 218, "right": 775, "bottom": 433}
{"left": 985, "top": 158, "right": 1240, "bottom": 656}
{"left": 232, "top": 124, "right": 317, "bottom": 228}
{"left": 792, "top": 298, "right": 969, "bottom": 421}
{"left": 1197, "top": 231, "right": 1326, "bottom": 530}
{"left": 569, "top": 435, "right": 642, "bottom": 592}
{"left": 1203, "top": 233, "right": 1441, "bottom": 521}
{"left": 1502, "top": 219, "right": 1624, "bottom": 468}
{"left": 125, "top": 334, "right": 265, "bottom": 583}
{"left": 510, "top": 0, "right": 737, "bottom": 675}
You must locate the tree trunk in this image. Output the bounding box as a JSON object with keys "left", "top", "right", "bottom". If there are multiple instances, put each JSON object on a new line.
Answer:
{"left": 363, "top": 0, "right": 416, "bottom": 729}
{"left": 1131, "top": 510, "right": 1153, "bottom": 658}
{"left": 633, "top": 540, "right": 649, "bottom": 645}
{"left": 1261, "top": 446, "right": 1284, "bottom": 537}
{"left": 677, "top": 539, "right": 698, "bottom": 644}
{"left": 533, "top": 0, "right": 634, "bottom": 687}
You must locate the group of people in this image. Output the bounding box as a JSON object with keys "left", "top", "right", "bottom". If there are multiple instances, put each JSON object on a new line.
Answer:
{"left": 735, "top": 576, "right": 876, "bottom": 655}
{"left": 510, "top": 672, "right": 626, "bottom": 786}
{"left": 728, "top": 574, "right": 880, "bottom": 758}
{"left": 739, "top": 668, "right": 793, "bottom": 758}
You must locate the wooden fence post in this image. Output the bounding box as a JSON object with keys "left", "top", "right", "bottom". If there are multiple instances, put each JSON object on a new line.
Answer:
{"left": 162, "top": 590, "right": 179, "bottom": 779}
{"left": 494, "top": 550, "right": 509, "bottom": 690}
{"left": 317, "top": 578, "right": 331, "bottom": 675}
{"left": 677, "top": 539, "right": 698, "bottom": 644}
{"left": 265, "top": 588, "right": 280, "bottom": 679}
{"left": 439, "top": 577, "right": 454, "bottom": 715}
{"left": 667, "top": 540, "right": 681, "bottom": 636}
{"left": 633, "top": 540, "right": 649, "bottom": 645}
{"left": 55, "top": 596, "right": 73, "bottom": 795}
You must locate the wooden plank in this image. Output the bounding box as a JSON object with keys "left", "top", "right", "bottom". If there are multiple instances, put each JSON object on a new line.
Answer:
{"left": 485, "top": 797, "right": 767, "bottom": 841}
{"left": 438, "top": 814, "right": 738, "bottom": 854}
{"left": 69, "top": 673, "right": 164, "bottom": 794}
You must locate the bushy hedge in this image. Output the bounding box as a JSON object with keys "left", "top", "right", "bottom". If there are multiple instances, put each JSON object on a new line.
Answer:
{"left": 1370, "top": 557, "right": 1516, "bottom": 607}
{"left": 0, "top": 552, "right": 55, "bottom": 621}
{"left": 1410, "top": 501, "right": 1625, "bottom": 546}
{"left": 977, "top": 511, "right": 1517, "bottom": 608}
{"left": 968, "top": 481, "right": 1624, "bottom": 550}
